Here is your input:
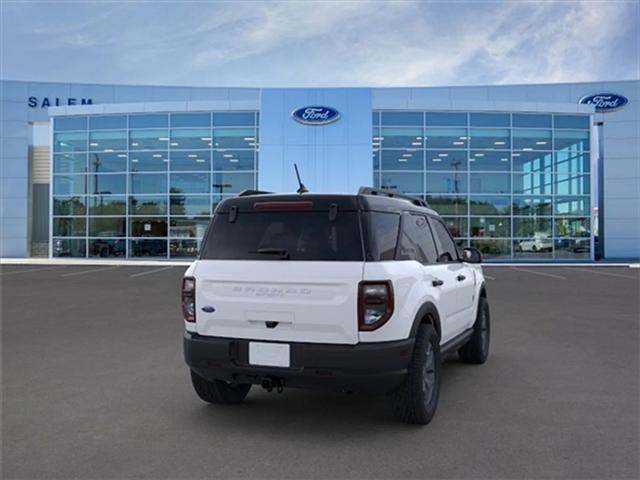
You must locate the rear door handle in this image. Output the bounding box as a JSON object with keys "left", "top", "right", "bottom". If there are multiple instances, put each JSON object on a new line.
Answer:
{"left": 432, "top": 279, "right": 444, "bottom": 287}
{"left": 457, "top": 274, "right": 466, "bottom": 282}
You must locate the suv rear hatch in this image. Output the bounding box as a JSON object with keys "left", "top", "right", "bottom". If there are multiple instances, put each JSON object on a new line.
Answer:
{"left": 194, "top": 197, "right": 364, "bottom": 345}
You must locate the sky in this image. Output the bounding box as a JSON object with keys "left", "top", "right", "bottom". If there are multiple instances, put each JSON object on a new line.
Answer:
{"left": 1, "top": 0, "right": 638, "bottom": 87}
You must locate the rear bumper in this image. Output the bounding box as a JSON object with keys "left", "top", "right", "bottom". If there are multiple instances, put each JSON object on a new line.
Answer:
{"left": 184, "top": 332, "right": 415, "bottom": 394}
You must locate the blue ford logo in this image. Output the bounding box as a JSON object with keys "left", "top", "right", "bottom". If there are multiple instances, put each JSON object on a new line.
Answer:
{"left": 579, "top": 93, "right": 628, "bottom": 112}
{"left": 291, "top": 106, "right": 340, "bottom": 125}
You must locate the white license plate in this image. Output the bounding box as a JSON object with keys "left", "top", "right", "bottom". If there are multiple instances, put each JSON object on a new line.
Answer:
{"left": 248, "top": 342, "right": 290, "bottom": 368}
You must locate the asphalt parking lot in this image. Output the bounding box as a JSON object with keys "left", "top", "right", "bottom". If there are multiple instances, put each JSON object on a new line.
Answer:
{"left": 1, "top": 264, "right": 638, "bottom": 479}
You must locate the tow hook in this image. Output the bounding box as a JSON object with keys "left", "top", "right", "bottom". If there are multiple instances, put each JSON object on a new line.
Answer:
{"left": 261, "top": 377, "right": 284, "bottom": 393}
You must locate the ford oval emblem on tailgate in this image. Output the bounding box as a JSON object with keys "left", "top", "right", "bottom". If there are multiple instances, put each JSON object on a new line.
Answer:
{"left": 201, "top": 306, "right": 215, "bottom": 313}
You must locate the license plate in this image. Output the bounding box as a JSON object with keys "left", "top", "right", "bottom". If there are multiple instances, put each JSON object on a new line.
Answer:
{"left": 248, "top": 342, "right": 290, "bottom": 368}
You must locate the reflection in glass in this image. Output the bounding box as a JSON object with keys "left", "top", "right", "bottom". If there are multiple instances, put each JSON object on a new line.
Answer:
{"left": 53, "top": 175, "right": 86, "bottom": 195}
{"left": 380, "top": 127, "right": 423, "bottom": 149}
{"left": 469, "top": 128, "right": 510, "bottom": 149}
{"left": 129, "top": 114, "right": 168, "bottom": 128}
{"left": 54, "top": 153, "right": 87, "bottom": 174}
{"left": 512, "top": 129, "right": 551, "bottom": 150}
{"left": 54, "top": 132, "right": 87, "bottom": 153}
{"left": 170, "top": 217, "right": 210, "bottom": 238}
{"left": 89, "top": 130, "right": 127, "bottom": 151}
{"left": 469, "top": 151, "right": 510, "bottom": 171}
{"left": 213, "top": 150, "right": 255, "bottom": 171}
{"left": 171, "top": 113, "right": 211, "bottom": 127}
{"left": 555, "top": 130, "right": 590, "bottom": 151}
{"left": 513, "top": 172, "right": 553, "bottom": 195}
{"left": 381, "top": 112, "right": 422, "bottom": 126}
{"left": 470, "top": 217, "right": 510, "bottom": 237}
{"left": 170, "top": 172, "right": 210, "bottom": 194}
{"left": 555, "top": 238, "right": 590, "bottom": 259}
{"left": 555, "top": 174, "right": 590, "bottom": 195}
{"left": 426, "top": 195, "right": 467, "bottom": 215}
{"left": 89, "top": 152, "right": 127, "bottom": 173}
{"left": 170, "top": 151, "right": 210, "bottom": 171}
{"left": 53, "top": 217, "right": 86, "bottom": 236}
{"left": 88, "top": 195, "right": 126, "bottom": 215}
{"left": 54, "top": 196, "right": 86, "bottom": 216}
{"left": 470, "top": 239, "right": 511, "bottom": 259}
{"left": 425, "top": 150, "right": 467, "bottom": 171}
{"left": 213, "top": 128, "right": 256, "bottom": 149}
{"left": 89, "top": 217, "right": 126, "bottom": 237}
{"left": 555, "top": 196, "right": 590, "bottom": 215}
{"left": 426, "top": 172, "right": 467, "bottom": 194}
{"left": 129, "top": 152, "right": 168, "bottom": 172}
{"left": 514, "top": 238, "right": 553, "bottom": 257}
{"left": 513, "top": 217, "right": 552, "bottom": 237}
{"left": 469, "top": 196, "right": 511, "bottom": 215}
{"left": 512, "top": 151, "right": 552, "bottom": 173}
{"left": 89, "top": 174, "right": 126, "bottom": 195}
{"left": 130, "top": 239, "right": 167, "bottom": 257}
{"left": 380, "top": 172, "right": 423, "bottom": 193}
{"left": 425, "top": 112, "right": 466, "bottom": 126}
{"left": 131, "top": 173, "right": 168, "bottom": 194}
{"left": 441, "top": 217, "right": 467, "bottom": 237}
{"left": 381, "top": 149, "right": 423, "bottom": 171}
{"left": 470, "top": 113, "right": 510, "bottom": 127}
{"left": 170, "top": 239, "right": 200, "bottom": 258}
{"left": 424, "top": 128, "right": 467, "bottom": 148}
{"left": 89, "top": 115, "right": 126, "bottom": 130}
{"left": 54, "top": 117, "right": 87, "bottom": 131}
{"left": 212, "top": 172, "right": 254, "bottom": 194}
{"left": 555, "top": 217, "right": 590, "bottom": 237}
{"left": 554, "top": 115, "right": 590, "bottom": 129}
{"left": 129, "top": 129, "right": 169, "bottom": 150}
{"left": 555, "top": 152, "right": 589, "bottom": 174}
{"left": 129, "top": 196, "right": 168, "bottom": 215}
{"left": 130, "top": 217, "right": 168, "bottom": 237}
{"left": 89, "top": 239, "right": 126, "bottom": 257}
{"left": 513, "top": 114, "right": 551, "bottom": 128}
{"left": 470, "top": 173, "right": 510, "bottom": 194}
{"left": 53, "top": 238, "right": 86, "bottom": 257}
{"left": 170, "top": 195, "right": 210, "bottom": 216}
{"left": 170, "top": 128, "right": 211, "bottom": 149}
{"left": 212, "top": 112, "right": 255, "bottom": 126}
{"left": 512, "top": 196, "right": 552, "bottom": 216}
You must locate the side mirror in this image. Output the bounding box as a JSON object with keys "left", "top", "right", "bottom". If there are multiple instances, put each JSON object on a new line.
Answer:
{"left": 462, "top": 247, "right": 482, "bottom": 264}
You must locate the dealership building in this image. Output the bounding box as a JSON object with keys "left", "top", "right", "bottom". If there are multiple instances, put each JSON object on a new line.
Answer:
{"left": 1, "top": 79, "right": 638, "bottom": 261}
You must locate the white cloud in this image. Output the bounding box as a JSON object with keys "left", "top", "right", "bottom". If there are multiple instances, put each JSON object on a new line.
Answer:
{"left": 1, "top": 0, "right": 637, "bottom": 86}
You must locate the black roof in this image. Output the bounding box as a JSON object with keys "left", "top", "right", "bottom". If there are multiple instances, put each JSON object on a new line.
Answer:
{"left": 214, "top": 187, "right": 438, "bottom": 216}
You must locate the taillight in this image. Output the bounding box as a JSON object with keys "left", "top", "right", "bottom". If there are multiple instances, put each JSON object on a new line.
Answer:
{"left": 358, "top": 281, "right": 394, "bottom": 331}
{"left": 182, "top": 277, "right": 196, "bottom": 322}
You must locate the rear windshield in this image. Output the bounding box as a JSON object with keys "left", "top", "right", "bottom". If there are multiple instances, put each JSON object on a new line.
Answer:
{"left": 200, "top": 211, "right": 364, "bottom": 261}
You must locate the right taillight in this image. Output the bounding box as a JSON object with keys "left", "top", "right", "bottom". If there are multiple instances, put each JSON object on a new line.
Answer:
{"left": 182, "top": 277, "right": 196, "bottom": 322}
{"left": 358, "top": 281, "right": 394, "bottom": 331}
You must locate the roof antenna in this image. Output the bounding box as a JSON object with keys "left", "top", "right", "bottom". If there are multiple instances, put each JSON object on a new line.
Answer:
{"left": 294, "top": 163, "right": 309, "bottom": 194}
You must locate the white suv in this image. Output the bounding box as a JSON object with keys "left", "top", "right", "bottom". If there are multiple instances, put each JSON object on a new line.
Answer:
{"left": 182, "top": 187, "right": 490, "bottom": 424}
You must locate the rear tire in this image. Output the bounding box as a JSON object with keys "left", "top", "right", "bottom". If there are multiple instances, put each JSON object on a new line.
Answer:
{"left": 190, "top": 370, "right": 251, "bottom": 404}
{"left": 390, "top": 324, "right": 441, "bottom": 425}
{"left": 458, "top": 296, "right": 490, "bottom": 364}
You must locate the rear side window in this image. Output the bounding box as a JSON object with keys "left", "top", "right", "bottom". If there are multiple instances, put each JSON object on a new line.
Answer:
{"left": 429, "top": 218, "right": 459, "bottom": 262}
{"left": 397, "top": 213, "right": 438, "bottom": 264}
{"left": 200, "top": 211, "right": 363, "bottom": 261}
{"left": 364, "top": 212, "right": 400, "bottom": 261}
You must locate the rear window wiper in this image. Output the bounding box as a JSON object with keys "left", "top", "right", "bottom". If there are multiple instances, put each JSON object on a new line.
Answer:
{"left": 249, "top": 248, "right": 290, "bottom": 260}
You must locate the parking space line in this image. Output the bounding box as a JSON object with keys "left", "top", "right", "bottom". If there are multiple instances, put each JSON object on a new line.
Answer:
{"left": 0, "top": 266, "right": 62, "bottom": 276}
{"left": 129, "top": 266, "right": 174, "bottom": 278}
{"left": 510, "top": 267, "right": 566, "bottom": 280}
{"left": 484, "top": 274, "right": 496, "bottom": 280}
{"left": 563, "top": 267, "right": 637, "bottom": 279}
{"left": 60, "top": 266, "right": 119, "bottom": 277}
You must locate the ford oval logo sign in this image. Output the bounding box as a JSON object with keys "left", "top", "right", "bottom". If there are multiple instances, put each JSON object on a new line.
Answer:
{"left": 291, "top": 106, "right": 340, "bottom": 125}
{"left": 579, "top": 93, "right": 628, "bottom": 113}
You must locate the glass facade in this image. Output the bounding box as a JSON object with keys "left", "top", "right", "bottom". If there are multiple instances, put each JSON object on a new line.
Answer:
{"left": 52, "top": 111, "right": 258, "bottom": 258}
{"left": 373, "top": 111, "right": 592, "bottom": 260}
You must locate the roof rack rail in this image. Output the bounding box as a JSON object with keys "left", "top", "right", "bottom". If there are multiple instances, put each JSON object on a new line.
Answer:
{"left": 358, "top": 187, "right": 431, "bottom": 209}
{"left": 237, "top": 189, "right": 273, "bottom": 197}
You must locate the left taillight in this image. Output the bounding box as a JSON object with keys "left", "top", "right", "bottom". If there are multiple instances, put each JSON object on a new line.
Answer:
{"left": 182, "top": 277, "right": 196, "bottom": 322}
